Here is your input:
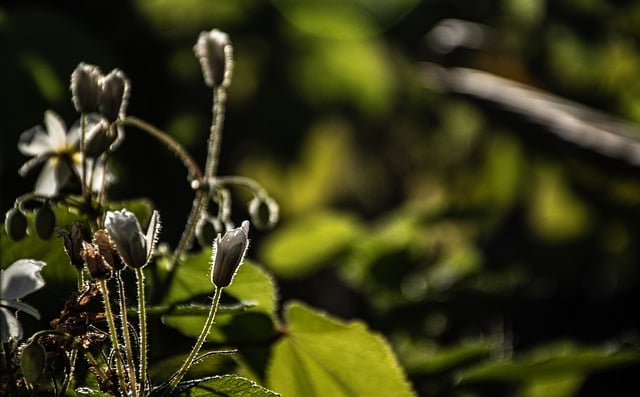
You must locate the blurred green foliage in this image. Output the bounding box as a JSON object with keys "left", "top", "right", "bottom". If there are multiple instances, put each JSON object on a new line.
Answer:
{"left": 3, "top": 0, "right": 640, "bottom": 395}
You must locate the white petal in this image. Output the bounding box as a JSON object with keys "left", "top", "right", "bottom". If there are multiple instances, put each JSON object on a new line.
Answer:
{"left": 18, "top": 126, "right": 53, "bottom": 156}
{"left": 0, "top": 259, "right": 46, "bottom": 300}
{"left": 1, "top": 300, "right": 41, "bottom": 320}
{"left": 44, "top": 110, "right": 68, "bottom": 148}
{"left": 0, "top": 307, "right": 23, "bottom": 342}
{"left": 33, "top": 160, "right": 61, "bottom": 197}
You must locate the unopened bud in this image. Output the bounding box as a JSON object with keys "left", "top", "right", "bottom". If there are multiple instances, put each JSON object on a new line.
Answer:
{"left": 99, "top": 69, "right": 130, "bottom": 122}
{"left": 34, "top": 205, "right": 56, "bottom": 239}
{"left": 93, "top": 229, "right": 125, "bottom": 271}
{"left": 211, "top": 221, "right": 250, "bottom": 288}
{"left": 5, "top": 207, "right": 27, "bottom": 241}
{"left": 194, "top": 29, "right": 233, "bottom": 88}
{"left": 83, "top": 116, "right": 115, "bottom": 158}
{"left": 81, "top": 241, "right": 112, "bottom": 280}
{"left": 248, "top": 196, "right": 279, "bottom": 230}
{"left": 105, "top": 209, "right": 161, "bottom": 269}
{"left": 21, "top": 339, "right": 46, "bottom": 384}
{"left": 71, "top": 63, "right": 102, "bottom": 113}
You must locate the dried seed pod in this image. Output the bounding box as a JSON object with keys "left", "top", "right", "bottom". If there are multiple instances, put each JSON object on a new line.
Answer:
{"left": 81, "top": 241, "right": 112, "bottom": 280}
{"left": 34, "top": 205, "right": 56, "bottom": 239}
{"left": 5, "top": 207, "right": 27, "bottom": 241}
{"left": 93, "top": 229, "right": 125, "bottom": 271}
{"left": 59, "top": 222, "right": 89, "bottom": 270}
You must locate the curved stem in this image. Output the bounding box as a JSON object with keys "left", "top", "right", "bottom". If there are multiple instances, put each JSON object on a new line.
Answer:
{"left": 99, "top": 279, "right": 129, "bottom": 394}
{"left": 165, "top": 286, "right": 223, "bottom": 394}
{"left": 211, "top": 175, "right": 271, "bottom": 198}
{"left": 135, "top": 267, "right": 149, "bottom": 396}
{"left": 116, "top": 273, "right": 139, "bottom": 397}
{"left": 120, "top": 116, "right": 203, "bottom": 182}
{"left": 59, "top": 348, "right": 78, "bottom": 397}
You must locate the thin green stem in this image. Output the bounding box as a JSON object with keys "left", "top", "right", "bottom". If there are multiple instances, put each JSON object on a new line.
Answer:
{"left": 59, "top": 348, "right": 77, "bottom": 397}
{"left": 76, "top": 268, "right": 84, "bottom": 291}
{"left": 165, "top": 286, "right": 223, "bottom": 394}
{"left": 204, "top": 87, "right": 227, "bottom": 180}
{"left": 99, "top": 279, "right": 129, "bottom": 394}
{"left": 80, "top": 114, "right": 89, "bottom": 199}
{"left": 116, "top": 273, "right": 139, "bottom": 397}
{"left": 82, "top": 350, "right": 110, "bottom": 387}
{"left": 212, "top": 175, "right": 271, "bottom": 198}
{"left": 135, "top": 267, "right": 149, "bottom": 396}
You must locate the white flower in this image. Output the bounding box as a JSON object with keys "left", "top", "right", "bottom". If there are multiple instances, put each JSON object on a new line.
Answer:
{"left": 18, "top": 110, "right": 111, "bottom": 197}
{"left": 0, "top": 259, "right": 46, "bottom": 342}
{"left": 105, "top": 209, "right": 161, "bottom": 269}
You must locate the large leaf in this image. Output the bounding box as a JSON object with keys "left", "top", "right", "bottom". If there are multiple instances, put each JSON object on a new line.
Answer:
{"left": 259, "top": 211, "right": 364, "bottom": 279}
{"left": 266, "top": 302, "right": 415, "bottom": 397}
{"left": 173, "top": 374, "right": 280, "bottom": 396}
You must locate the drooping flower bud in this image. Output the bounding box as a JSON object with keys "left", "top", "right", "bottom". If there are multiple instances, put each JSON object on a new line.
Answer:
{"left": 193, "top": 29, "right": 233, "bottom": 88}
{"left": 20, "top": 339, "right": 46, "bottom": 384}
{"left": 71, "top": 63, "right": 102, "bottom": 113}
{"left": 93, "top": 229, "right": 125, "bottom": 271}
{"left": 104, "top": 209, "right": 161, "bottom": 269}
{"left": 81, "top": 241, "right": 112, "bottom": 280}
{"left": 83, "top": 115, "right": 115, "bottom": 158}
{"left": 99, "top": 69, "right": 130, "bottom": 122}
{"left": 5, "top": 207, "right": 27, "bottom": 241}
{"left": 34, "top": 205, "right": 56, "bottom": 239}
{"left": 248, "top": 196, "right": 280, "bottom": 230}
{"left": 211, "top": 221, "right": 250, "bottom": 288}
{"left": 58, "top": 222, "right": 89, "bottom": 270}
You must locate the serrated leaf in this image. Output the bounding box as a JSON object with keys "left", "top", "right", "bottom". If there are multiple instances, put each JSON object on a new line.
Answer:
{"left": 140, "top": 302, "right": 255, "bottom": 317}
{"left": 173, "top": 374, "right": 280, "bottom": 396}
{"left": 266, "top": 302, "right": 415, "bottom": 397}
{"left": 259, "top": 211, "right": 363, "bottom": 279}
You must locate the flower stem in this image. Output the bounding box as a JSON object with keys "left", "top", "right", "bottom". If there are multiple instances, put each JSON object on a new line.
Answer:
{"left": 99, "top": 279, "right": 129, "bottom": 394}
{"left": 204, "top": 87, "right": 227, "bottom": 180}
{"left": 165, "top": 286, "right": 223, "bottom": 394}
{"left": 116, "top": 272, "right": 139, "bottom": 397}
{"left": 135, "top": 267, "right": 149, "bottom": 396}
{"left": 80, "top": 113, "right": 89, "bottom": 200}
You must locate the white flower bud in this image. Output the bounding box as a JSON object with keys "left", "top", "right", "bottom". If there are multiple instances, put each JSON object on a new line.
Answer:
{"left": 71, "top": 63, "right": 102, "bottom": 113}
{"left": 211, "top": 221, "right": 250, "bottom": 288}
{"left": 194, "top": 29, "right": 233, "bottom": 88}
{"left": 105, "top": 209, "right": 160, "bottom": 269}
{"left": 99, "top": 69, "right": 130, "bottom": 122}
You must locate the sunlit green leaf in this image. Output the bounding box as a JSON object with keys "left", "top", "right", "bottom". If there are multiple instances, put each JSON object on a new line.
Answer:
{"left": 174, "top": 374, "right": 280, "bottom": 396}
{"left": 259, "top": 211, "right": 364, "bottom": 278}
{"left": 266, "top": 302, "right": 416, "bottom": 397}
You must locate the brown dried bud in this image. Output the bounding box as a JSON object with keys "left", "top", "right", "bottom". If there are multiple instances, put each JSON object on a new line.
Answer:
{"left": 81, "top": 241, "right": 112, "bottom": 280}
{"left": 93, "top": 229, "right": 125, "bottom": 272}
{"left": 58, "top": 222, "right": 88, "bottom": 270}
{"left": 34, "top": 205, "right": 56, "bottom": 239}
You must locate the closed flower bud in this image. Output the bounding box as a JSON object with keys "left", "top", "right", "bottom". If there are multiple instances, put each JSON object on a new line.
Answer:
{"left": 105, "top": 209, "right": 161, "bottom": 269}
{"left": 248, "top": 196, "right": 279, "bottom": 230}
{"left": 81, "top": 241, "right": 112, "bottom": 280}
{"left": 58, "top": 222, "right": 88, "bottom": 270}
{"left": 5, "top": 207, "right": 27, "bottom": 241}
{"left": 34, "top": 205, "right": 56, "bottom": 239}
{"left": 194, "top": 29, "right": 233, "bottom": 88}
{"left": 20, "top": 339, "right": 46, "bottom": 384}
{"left": 211, "top": 221, "right": 250, "bottom": 288}
{"left": 99, "top": 69, "right": 130, "bottom": 122}
{"left": 83, "top": 115, "right": 115, "bottom": 158}
{"left": 71, "top": 63, "right": 102, "bottom": 113}
{"left": 93, "top": 229, "right": 125, "bottom": 271}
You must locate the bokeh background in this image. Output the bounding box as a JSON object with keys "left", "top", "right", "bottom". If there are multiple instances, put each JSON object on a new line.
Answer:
{"left": 3, "top": 0, "right": 640, "bottom": 395}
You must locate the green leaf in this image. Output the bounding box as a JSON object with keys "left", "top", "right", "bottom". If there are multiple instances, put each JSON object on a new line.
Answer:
{"left": 458, "top": 342, "right": 640, "bottom": 384}
{"left": 162, "top": 259, "right": 277, "bottom": 342}
{"left": 266, "top": 302, "right": 416, "bottom": 397}
{"left": 174, "top": 374, "right": 280, "bottom": 396}
{"left": 141, "top": 302, "right": 255, "bottom": 317}
{"left": 259, "top": 211, "right": 363, "bottom": 279}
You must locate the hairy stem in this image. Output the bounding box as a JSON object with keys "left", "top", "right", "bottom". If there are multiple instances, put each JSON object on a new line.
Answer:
{"left": 99, "top": 279, "right": 129, "bottom": 394}
{"left": 135, "top": 267, "right": 149, "bottom": 396}
{"left": 116, "top": 273, "right": 139, "bottom": 397}
{"left": 165, "top": 286, "right": 223, "bottom": 394}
